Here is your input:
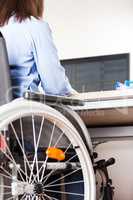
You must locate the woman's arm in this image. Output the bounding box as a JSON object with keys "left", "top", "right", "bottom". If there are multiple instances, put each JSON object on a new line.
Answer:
{"left": 31, "top": 21, "right": 74, "bottom": 96}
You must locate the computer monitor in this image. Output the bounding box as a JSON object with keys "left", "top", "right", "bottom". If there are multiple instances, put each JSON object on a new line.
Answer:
{"left": 61, "top": 53, "right": 129, "bottom": 92}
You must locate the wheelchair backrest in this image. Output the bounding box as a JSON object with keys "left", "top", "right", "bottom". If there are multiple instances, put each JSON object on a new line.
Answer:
{"left": 0, "top": 33, "right": 12, "bottom": 105}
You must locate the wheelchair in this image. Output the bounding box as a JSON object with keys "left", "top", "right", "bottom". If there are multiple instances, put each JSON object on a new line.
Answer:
{"left": 0, "top": 34, "right": 114, "bottom": 200}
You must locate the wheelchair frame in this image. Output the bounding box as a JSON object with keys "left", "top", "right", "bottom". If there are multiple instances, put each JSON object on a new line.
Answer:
{"left": 0, "top": 33, "right": 115, "bottom": 200}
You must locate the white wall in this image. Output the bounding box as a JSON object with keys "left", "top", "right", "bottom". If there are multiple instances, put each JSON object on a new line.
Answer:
{"left": 45, "top": 0, "right": 89, "bottom": 59}
{"left": 45, "top": 0, "right": 133, "bottom": 78}
{"left": 45, "top": 0, "right": 133, "bottom": 199}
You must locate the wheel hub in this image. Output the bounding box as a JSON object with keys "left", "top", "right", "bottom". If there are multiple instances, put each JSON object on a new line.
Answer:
{"left": 12, "top": 181, "right": 49, "bottom": 198}
{"left": 34, "top": 183, "right": 44, "bottom": 195}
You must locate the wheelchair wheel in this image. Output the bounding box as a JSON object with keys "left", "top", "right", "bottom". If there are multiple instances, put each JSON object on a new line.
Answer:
{"left": 0, "top": 99, "right": 95, "bottom": 200}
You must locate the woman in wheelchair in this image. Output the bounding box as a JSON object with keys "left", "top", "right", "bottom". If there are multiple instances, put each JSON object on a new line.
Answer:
{"left": 0, "top": 0, "right": 113, "bottom": 200}
{"left": 0, "top": 0, "right": 76, "bottom": 98}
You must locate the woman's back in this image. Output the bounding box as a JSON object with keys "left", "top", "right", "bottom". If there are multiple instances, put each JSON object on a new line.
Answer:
{"left": 1, "top": 16, "right": 73, "bottom": 97}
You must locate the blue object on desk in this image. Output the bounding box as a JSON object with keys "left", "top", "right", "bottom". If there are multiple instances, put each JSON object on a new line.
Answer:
{"left": 114, "top": 80, "right": 133, "bottom": 89}
{"left": 124, "top": 80, "right": 133, "bottom": 87}
{"left": 114, "top": 81, "right": 124, "bottom": 89}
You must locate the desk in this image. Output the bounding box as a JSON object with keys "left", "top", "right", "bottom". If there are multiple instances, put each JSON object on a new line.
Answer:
{"left": 71, "top": 89, "right": 133, "bottom": 126}
{"left": 71, "top": 89, "right": 133, "bottom": 139}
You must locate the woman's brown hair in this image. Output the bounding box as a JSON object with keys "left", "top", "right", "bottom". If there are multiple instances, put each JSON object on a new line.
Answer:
{"left": 0, "top": 0, "right": 44, "bottom": 26}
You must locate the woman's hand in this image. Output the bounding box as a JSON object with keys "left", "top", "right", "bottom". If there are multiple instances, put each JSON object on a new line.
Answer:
{"left": 68, "top": 88, "right": 79, "bottom": 97}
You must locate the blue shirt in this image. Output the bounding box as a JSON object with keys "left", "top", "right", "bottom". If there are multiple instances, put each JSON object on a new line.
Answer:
{"left": 0, "top": 16, "right": 73, "bottom": 97}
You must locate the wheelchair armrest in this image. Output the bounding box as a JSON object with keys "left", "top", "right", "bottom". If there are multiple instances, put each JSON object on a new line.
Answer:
{"left": 23, "top": 91, "right": 85, "bottom": 106}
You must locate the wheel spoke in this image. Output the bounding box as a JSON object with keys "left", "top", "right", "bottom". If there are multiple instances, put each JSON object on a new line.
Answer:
{"left": 42, "top": 142, "right": 72, "bottom": 185}
{"left": 6, "top": 197, "right": 14, "bottom": 200}
{"left": 20, "top": 193, "right": 26, "bottom": 200}
{"left": 44, "top": 180, "right": 84, "bottom": 188}
{"left": 1, "top": 166, "right": 16, "bottom": 179}
{"left": 0, "top": 172, "right": 20, "bottom": 183}
{"left": 42, "top": 152, "right": 78, "bottom": 185}
{"left": 1, "top": 192, "right": 12, "bottom": 195}
{"left": 41, "top": 131, "right": 72, "bottom": 184}
{"left": 32, "top": 115, "right": 39, "bottom": 182}
{"left": 20, "top": 118, "right": 28, "bottom": 183}
{"left": 0, "top": 132, "right": 26, "bottom": 182}
{"left": 31, "top": 129, "right": 69, "bottom": 185}
{"left": 0, "top": 185, "right": 11, "bottom": 188}
{"left": 53, "top": 130, "right": 65, "bottom": 147}
{"left": 39, "top": 122, "right": 56, "bottom": 183}
{"left": 45, "top": 167, "right": 81, "bottom": 187}
{"left": 43, "top": 193, "right": 59, "bottom": 200}
{"left": 0, "top": 148, "right": 25, "bottom": 182}
{"left": 29, "top": 116, "right": 45, "bottom": 183}
{"left": 44, "top": 188, "right": 84, "bottom": 197}
{"left": 10, "top": 123, "right": 32, "bottom": 175}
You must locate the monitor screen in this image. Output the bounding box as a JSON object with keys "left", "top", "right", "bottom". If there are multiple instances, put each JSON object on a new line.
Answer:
{"left": 61, "top": 53, "right": 129, "bottom": 92}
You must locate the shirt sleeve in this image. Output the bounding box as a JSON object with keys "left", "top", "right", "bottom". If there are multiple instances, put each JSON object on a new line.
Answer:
{"left": 31, "top": 22, "right": 73, "bottom": 96}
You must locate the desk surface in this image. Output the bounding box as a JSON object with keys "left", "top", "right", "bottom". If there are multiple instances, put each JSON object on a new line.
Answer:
{"left": 71, "top": 89, "right": 133, "bottom": 126}
{"left": 71, "top": 89, "right": 133, "bottom": 101}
